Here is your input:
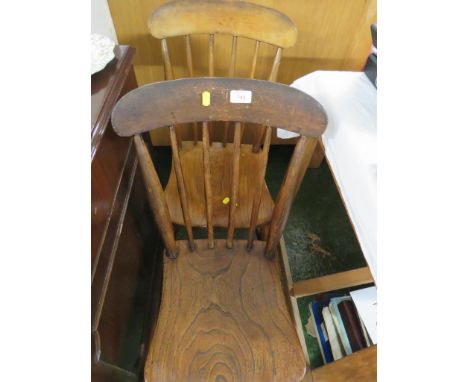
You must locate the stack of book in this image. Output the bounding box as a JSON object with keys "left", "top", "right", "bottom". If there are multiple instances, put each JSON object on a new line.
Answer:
{"left": 308, "top": 286, "right": 376, "bottom": 364}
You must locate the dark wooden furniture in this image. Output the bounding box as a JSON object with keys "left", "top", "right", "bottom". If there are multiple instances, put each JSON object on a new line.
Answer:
{"left": 91, "top": 45, "right": 161, "bottom": 381}
{"left": 111, "top": 77, "right": 327, "bottom": 381}
{"left": 148, "top": 0, "right": 298, "bottom": 230}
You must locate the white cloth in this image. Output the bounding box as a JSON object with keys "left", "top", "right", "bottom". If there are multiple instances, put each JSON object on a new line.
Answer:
{"left": 291, "top": 71, "right": 377, "bottom": 282}
{"left": 91, "top": 33, "right": 115, "bottom": 75}
{"left": 277, "top": 128, "right": 300, "bottom": 139}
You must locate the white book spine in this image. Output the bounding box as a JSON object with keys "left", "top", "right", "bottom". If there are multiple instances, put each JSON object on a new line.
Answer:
{"left": 322, "top": 307, "right": 344, "bottom": 360}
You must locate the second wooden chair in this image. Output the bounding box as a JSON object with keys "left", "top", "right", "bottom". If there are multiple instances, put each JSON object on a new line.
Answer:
{"left": 148, "top": 0, "right": 298, "bottom": 230}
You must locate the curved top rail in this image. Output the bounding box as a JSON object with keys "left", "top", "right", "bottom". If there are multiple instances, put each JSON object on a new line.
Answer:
{"left": 111, "top": 77, "right": 327, "bottom": 138}
{"left": 148, "top": 0, "right": 297, "bottom": 48}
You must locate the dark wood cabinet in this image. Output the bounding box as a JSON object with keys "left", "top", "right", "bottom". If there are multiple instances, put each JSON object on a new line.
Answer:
{"left": 91, "top": 45, "right": 162, "bottom": 381}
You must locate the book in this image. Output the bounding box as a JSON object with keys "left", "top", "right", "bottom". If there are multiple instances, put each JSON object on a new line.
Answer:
{"left": 350, "top": 286, "right": 377, "bottom": 344}
{"left": 308, "top": 302, "right": 325, "bottom": 363}
{"left": 339, "top": 300, "right": 367, "bottom": 352}
{"left": 322, "top": 306, "right": 344, "bottom": 360}
{"left": 312, "top": 301, "right": 333, "bottom": 363}
{"left": 358, "top": 314, "right": 372, "bottom": 346}
{"left": 329, "top": 297, "right": 353, "bottom": 355}
{"left": 310, "top": 300, "right": 334, "bottom": 363}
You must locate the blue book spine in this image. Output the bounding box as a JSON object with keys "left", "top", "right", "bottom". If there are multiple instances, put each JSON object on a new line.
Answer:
{"left": 310, "top": 301, "right": 334, "bottom": 363}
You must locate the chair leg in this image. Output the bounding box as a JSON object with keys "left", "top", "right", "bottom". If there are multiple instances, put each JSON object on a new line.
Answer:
{"left": 256, "top": 224, "right": 270, "bottom": 241}
{"left": 308, "top": 138, "right": 325, "bottom": 169}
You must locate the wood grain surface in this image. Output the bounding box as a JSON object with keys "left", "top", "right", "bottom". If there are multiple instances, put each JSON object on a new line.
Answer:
{"left": 309, "top": 346, "right": 377, "bottom": 382}
{"left": 165, "top": 141, "right": 274, "bottom": 228}
{"left": 111, "top": 77, "right": 327, "bottom": 138}
{"left": 148, "top": 0, "right": 297, "bottom": 48}
{"left": 145, "top": 239, "right": 306, "bottom": 382}
{"left": 107, "top": 0, "right": 376, "bottom": 87}
{"left": 292, "top": 267, "right": 374, "bottom": 298}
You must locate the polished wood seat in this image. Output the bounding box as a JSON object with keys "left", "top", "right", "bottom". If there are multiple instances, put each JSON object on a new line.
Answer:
{"left": 111, "top": 77, "right": 327, "bottom": 382}
{"left": 145, "top": 239, "right": 305, "bottom": 382}
{"left": 165, "top": 142, "right": 274, "bottom": 228}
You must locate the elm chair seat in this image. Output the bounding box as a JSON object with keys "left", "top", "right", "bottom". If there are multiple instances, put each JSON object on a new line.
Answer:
{"left": 145, "top": 239, "right": 305, "bottom": 381}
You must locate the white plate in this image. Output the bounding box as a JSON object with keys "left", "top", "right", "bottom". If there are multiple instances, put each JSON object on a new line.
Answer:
{"left": 91, "top": 34, "right": 116, "bottom": 75}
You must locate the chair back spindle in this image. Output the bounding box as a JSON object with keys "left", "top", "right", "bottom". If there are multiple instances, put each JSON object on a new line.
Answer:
{"left": 202, "top": 121, "right": 215, "bottom": 248}
{"left": 184, "top": 35, "right": 199, "bottom": 144}
{"left": 226, "top": 122, "right": 242, "bottom": 248}
{"left": 264, "top": 136, "right": 316, "bottom": 258}
{"left": 208, "top": 34, "right": 215, "bottom": 140}
{"left": 184, "top": 35, "right": 194, "bottom": 77}
{"left": 208, "top": 34, "right": 215, "bottom": 76}
{"left": 247, "top": 126, "right": 272, "bottom": 250}
{"left": 223, "top": 36, "right": 238, "bottom": 146}
{"left": 249, "top": 40, "right": 260, "bottom": 79}
{"left": 133, "top": 135, "right": 178, "bottom": 258}
{"left": 161, "top": 38, "right": 174, "bottom": 80}
{"left": 169, "top": 126, "right": 196, "bottom": 250}
{"left": 269, "top": 47, "right": 282, "bottom": 82}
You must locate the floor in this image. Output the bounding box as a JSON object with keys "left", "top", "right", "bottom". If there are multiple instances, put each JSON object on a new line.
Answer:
{"left": 265, "top": 145, "right": 366, "bottom": 282}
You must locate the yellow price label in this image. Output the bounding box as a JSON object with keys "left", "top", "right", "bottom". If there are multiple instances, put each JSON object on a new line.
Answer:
{"left": 202, "top": 91, "right": 211, "bottom": 106}
{"left": 222, "top": 197, "right": 230, "bottom": 205}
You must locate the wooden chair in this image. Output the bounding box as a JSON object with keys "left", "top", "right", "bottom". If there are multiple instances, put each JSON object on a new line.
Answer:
{"left": 148, "top": 0, "right": 297, "bottom": 229}
{"left": 111, "top": 77, "right": 327, "bottom": 381}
